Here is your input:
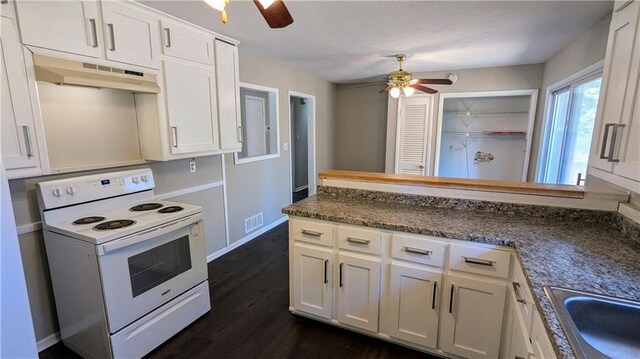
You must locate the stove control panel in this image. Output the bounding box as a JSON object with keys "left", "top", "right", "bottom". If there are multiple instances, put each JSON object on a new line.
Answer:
{"left": 37, "top": 168, "right": 155, "bottom": 210}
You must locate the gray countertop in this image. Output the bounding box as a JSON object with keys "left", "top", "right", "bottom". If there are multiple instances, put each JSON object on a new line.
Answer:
{"left": 282, "top": 190, "right": 640, "bottom": 359}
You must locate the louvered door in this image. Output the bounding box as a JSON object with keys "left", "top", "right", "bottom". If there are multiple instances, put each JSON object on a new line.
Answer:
{"left": 395, "top": 96, "right": 433, "bottom": 175}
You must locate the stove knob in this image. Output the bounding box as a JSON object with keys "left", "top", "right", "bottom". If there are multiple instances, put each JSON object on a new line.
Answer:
{"left": 132, "top": 176, "right": 139, "bottom": 184}
{"left": 141, "top": 175, "right": 148, "bottom": 182}
{"left": 52, "top": 188, "right": 63, "bottom": 197}
{"left": 66, "top": 186, "right": 77, "bottom": 195}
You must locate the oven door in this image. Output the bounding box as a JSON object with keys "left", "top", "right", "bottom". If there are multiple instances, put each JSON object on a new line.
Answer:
{"left": 96, "top": 213, "right": 207, "bottom": 333}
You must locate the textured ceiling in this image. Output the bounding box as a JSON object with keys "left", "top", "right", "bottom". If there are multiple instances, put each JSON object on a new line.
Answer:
{"left": 142, "top": 0, "right": 613, "bottom": 83}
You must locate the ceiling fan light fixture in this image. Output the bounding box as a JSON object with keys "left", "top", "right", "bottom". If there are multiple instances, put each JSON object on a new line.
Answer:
{"left": 258, "top": 0, "right": 276, "bottom": 9}
{"left": 204, "top": 0, "right": 226, "bottom": 11}
{"left": 390, "top": 86, "right": 401, "bottom": 98}
{"left": 402, "top": 86, "right": 415, "bottom": 97}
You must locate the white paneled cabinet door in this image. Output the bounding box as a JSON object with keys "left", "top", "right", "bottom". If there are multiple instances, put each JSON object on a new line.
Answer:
{"left": 14, "top": 0, "right": 101, "bottom": 58}
{"left": 396, "top": 96, "right": 432, "bottom": 175}
{"left": 589, "top": 1, "right": 640, "bottom": 171}
{"left": 337, "top": 252, "right": 381, "bottom": 332}
{"left": 292, "top": 243, "right": 333, "bottom": 319}
{"left": 1, "top": 18, "right": 41, "bottom": 177}
{"left": 160, "top": 20, "right": 215, "bottom": 65}
{"left": 387, "top": 263, "right": 441, "bottom": 348}
{"left": 101, "top": 1, "right": 160, "bottom": 69}
{"left": 215, "top": 40, "right": 242, "bottom": 150}
{"left": 163, "top": 60, "right": 220, "bottom": 154}
{"left": 440, "top": 274, "right": 507, "bottom": 359}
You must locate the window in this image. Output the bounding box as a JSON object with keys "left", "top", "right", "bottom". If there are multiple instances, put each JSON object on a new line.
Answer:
{"left": 234, "top": 83, "right": 279, "bottom": 164}
{"left": 538, "top": 70, "right": 602, "bottom": 185}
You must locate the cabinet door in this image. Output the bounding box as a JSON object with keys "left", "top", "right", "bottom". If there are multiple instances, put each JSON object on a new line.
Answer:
{"left": 508, "top": 290, "right": 535, "bottom": 359}
{"left": 531, "top": 312, "right": 557, "bottom": 359}
{"left": 1, "top": 0, "right": 15, "bottom": 19}
{"left": 161, "top": 20, "right": 215, "bottom": 65}
{"left": 163, "top": 60, "right": 220, "bottom": 154}
{"left": 387, "top": 263, "right": 441, "bottom": 348}
{"left": 613, "top": 44, "right": 640, "bottom": 182}
{"left": 1, "top": 18, "right": 41, "bottom": 176}
{"left": 292, "top": 243, "right": 333, "bottom": 319}
{"left": 15, "top": 0, "right": 101, "bottom": 58}
{"left": 440, "top": 274, "right": 507, "bottom": 359}
{"left": 215, "top": 40, "right": 242, "bottom": 150}
{"left": 101, "top": 1, "right": 160, "bottom": 69}
{"left": 337, "top": 252, "right": 381, "bottom": 332}
{"left": 590, "top": 2, "right": 640, "bottom": 171}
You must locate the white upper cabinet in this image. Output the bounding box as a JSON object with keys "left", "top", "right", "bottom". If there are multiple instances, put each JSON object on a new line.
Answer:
{"left": 1, "top": 17, "right": 41, "bottom": 178}
{"left": 337, "top": 252, "right": 381, "bottom": 332}
{"left": 163, "top": 60, "right": 219, "bottom": 154}
{"left": 101, "top": 1, "right": 160, "bottom": 69}
{"left": 160, "top": 19, "right": 215, "bottom": 65}
{"left": 15, "top": 0, "right": 101, "bottom": 58}
{"left": 215, "top": 40, "right": 242, "bottom": 151}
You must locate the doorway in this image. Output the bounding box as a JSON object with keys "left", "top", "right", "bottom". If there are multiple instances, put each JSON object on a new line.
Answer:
{"left": 289, "top": 92, "right": 316, "bottom": 203}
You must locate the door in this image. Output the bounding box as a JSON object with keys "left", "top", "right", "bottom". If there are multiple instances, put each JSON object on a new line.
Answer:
{"left": 101, "top": 1, "right": 160, "bottom": 69}
{"left": 163, "top": 60, "right": 220, "bottom": 154}
{"left": 590, "top": 2, "right": 640, "bottom": 171}
{"left": 15, "top": 0, "right": 101, "bottom": 58}
{"left": 1, "top": 18, "right": 41, "bottom": 176}
{"left": 292, "top": 243, "right": 333, "bottom": 319}
{"left": 244, "top": 95, "right": 267, "bottom": 156}
{"left": 387, "top": 262, "right": 441, "bottom": 348}
{"left": 161, "top": 20, "right": 215, "bottom": 65}
{"left": 396, "top": 96, "right": 431, "bottom": 175}
{"left": 215, "top": 40, "right": 242, "bottom": 150}
{"left": 98, "top": 217, "right": 207, "bottom": 333}
{"left": 440, "top": 274, "right": 507, "bottom": 359}
{"left": 337, "top": 252, "right": 381, "bottom": 332}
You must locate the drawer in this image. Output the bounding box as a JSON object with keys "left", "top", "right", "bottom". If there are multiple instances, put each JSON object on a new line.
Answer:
{"left": 448, "top": 243, "right": 511, "bottom": 278}
{"left": 391, "top": 234, "right": 447, "bottom": 268}
{"left": 291, "top": 219, "right": 335, "bottom": 247}
{"left": 337, "top": 225, "right": 382, "bottom": 255}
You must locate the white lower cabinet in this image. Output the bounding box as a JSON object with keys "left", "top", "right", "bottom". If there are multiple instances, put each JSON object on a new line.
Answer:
{"left": 337, "top": 252, "right": 381, "bottom": 332}
{"left": 387, "top": 262, "right": 441, "bottom": 348}
{"left": 292, "top": 243, "right": 333, "bottom": 319}
{"left": 440, "top": 274, "right": 507, "bottom": 359}
{"left": 506, "top": 289, "right": 535, "bottom": 359}
{"left": 531, "top": 312, "right": 557, "bottom": 359}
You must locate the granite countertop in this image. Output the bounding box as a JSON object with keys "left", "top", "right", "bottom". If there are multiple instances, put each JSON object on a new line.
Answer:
{"left": 282, "top": 190, "right": 640, "bottom": 359}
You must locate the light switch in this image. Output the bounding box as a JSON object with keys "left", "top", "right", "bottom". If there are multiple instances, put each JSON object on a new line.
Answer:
{"left": 283, "top": 143, "right": 289, "bottom": 151}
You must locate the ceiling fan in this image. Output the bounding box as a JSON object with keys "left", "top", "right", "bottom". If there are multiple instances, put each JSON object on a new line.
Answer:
{"left": 205, "top": 0, "right": 294, "bottom": 28}
{"left": 354, "top": 54, "right": 454, "bottom": 98}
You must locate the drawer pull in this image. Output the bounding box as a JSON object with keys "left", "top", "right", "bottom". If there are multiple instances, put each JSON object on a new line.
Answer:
{"left": 463, "top": 256, "right": 495, "bottom": 267}
{"left": 339, "top": 263, "right": 343, "bottom": 287}
{"left": 107, "top": 23, "right": 116, "bottom": 51}
{"left": 22, "top": 125, "right": 34, "bottom": 158}
{"left": 89, "top": 19, "right": 98, "bottom": 48}
{"left": 346, "top": 237, "right": 370, "bottom": 245}
{"left": 301, "top": 229, "right": 323, "bottom": 237}
{"left": 512, "top": 282, "right": 526, "bottom": 304}
{"left": 608, "top": 124, "right": 625, "bottom": 162}
{"left": 449, "top": 284, "right": 455, "bottom": 314}
{"left": 323, "top": 259, "right": 328, "bottom": 284}
{"left": 432, "top": 281, "right": 438, "bottom": 310}
{"left": 164, "top": 28, "right": 172, "bottom": 47}
{"left": 403, "top": 246, "right": 433, "bottom": 256}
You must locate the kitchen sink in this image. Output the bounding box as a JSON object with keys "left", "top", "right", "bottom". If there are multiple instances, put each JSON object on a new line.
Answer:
{"left": 544, "top": 286, "right": 640, "bottom": 359}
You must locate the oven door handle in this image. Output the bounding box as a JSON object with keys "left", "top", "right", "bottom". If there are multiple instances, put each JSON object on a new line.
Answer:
{"left": 97, "top": 213, "right": 202, "bottom": 256}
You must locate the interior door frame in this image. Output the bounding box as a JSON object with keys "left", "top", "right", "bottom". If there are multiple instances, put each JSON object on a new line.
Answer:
{"left": 288, "top": 90, "right": 317, "bottom": 203}
{"left": 434, "top": 89, "right": 538, "bottom": 181}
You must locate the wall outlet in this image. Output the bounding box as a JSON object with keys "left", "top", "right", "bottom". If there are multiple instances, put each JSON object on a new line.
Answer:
{"left": 283, "top": 142, "right": 289, "bottom": 151}
{"left": 244, "top": 212, "right": 264, "bottom": 234}
{"left": 189, "top": 159, "right": 196, "bottom": 173}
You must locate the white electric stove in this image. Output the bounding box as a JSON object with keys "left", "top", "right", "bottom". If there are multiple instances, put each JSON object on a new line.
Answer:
{"left": 37, "top": 168, "right": 210, "bottom": 359}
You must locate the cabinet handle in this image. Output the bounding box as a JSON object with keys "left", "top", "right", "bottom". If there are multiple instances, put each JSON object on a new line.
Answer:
{"left": 171, "top": 126, "right": 178, "bottom": 147}
{"left": 164, "top": 28, "right": 172, "bottom": 47}
{"left": 449, "top": 284, "right": 455, "bottom": 313}
{"left": 599, "top": 123, "right": 616, "bottom": 160}
{"left": 339, "top": 263, "right": 343, "bottom": 287}
{"left": 402, "top": 246, "right": 432, "bottom": 256}
{"left": 0, "top": 1, "right": 8, "bottom": 5}
{"left": 432, "top": 281, "right": 438, "bottom": 310}
{"left": 107, "top": 23, "right": 115, "bottom": 51}
{"left": 346, "top": 237, "right": 370, "bottom": 245}
{"left": 515, "top": 356, "right": 526, "bottom": 359}
{"left": 463, "top": 256, "right": 495, "bottom": 267}
{"left": 301, "top": 229, "right": 322, "bottom": 237}
{"left": 22, "top": 125, "right": 34, "bottom": 158}
{"left": 237, "top": 126, "right": 243, "bottom": 143}
{"left": 89, "top": 19, "right": 98, "bottom": 48}
{"left": 512, "top": 282, "right": 527, "bottom": 304}
{"left": 608, "top": 124, "right": 625, "bottom": 162}
{"left": 323, "top": 259, "right": 328, "bottom": 284}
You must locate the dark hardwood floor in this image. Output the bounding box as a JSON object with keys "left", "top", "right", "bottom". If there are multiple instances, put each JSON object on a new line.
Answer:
{"left": 40, "top": 222, "right": 437, "bottom": 359}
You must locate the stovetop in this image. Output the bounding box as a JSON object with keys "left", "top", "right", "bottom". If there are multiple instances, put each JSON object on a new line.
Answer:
{"left": 44, "top": 200, "right": 201, "bottom": 245}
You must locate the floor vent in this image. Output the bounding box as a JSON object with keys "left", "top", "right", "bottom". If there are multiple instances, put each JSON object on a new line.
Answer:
{"left": 245, "top": 212, "right": 264, "bottom": 234}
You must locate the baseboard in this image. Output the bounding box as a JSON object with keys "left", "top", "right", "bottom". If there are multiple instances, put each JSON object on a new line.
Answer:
{"left": 37, "top": 332, "right": 61, "bottom": 352}
{"left": 206, "top": 216, "right": 288, "bottom": 262}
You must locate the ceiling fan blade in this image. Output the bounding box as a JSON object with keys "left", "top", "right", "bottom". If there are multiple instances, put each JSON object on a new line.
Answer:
{"left": 413, "top": 78, "right": 453, "bottom": 85}
{"left": 349, "top": 82, "right": 387, "bottom": 89}
{"left": 410, "top": 84, "right": 438, "bottom": 94}
{"left": 253, "top": 0, "right": 294, "bottom": 29}
{"left": 379, "top": 84, "right": 393, "bottom": 93}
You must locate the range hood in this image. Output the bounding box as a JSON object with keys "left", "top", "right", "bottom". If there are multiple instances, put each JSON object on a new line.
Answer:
{"left": 33, "top": 55, "right": 160, "bottom": 94}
